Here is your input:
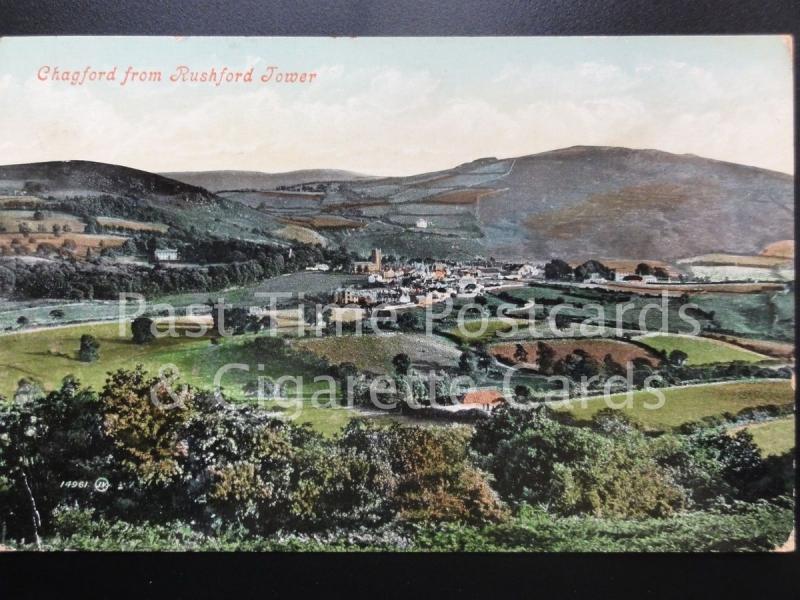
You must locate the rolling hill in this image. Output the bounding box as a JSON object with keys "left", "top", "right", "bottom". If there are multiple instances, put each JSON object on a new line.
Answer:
{"left": 299, "top": 146, "right": 793, "bottom": 261}
{"left": 0, "top": 147, "right": 793, "bottom": 262}
{"left": 162, "top": 169, "right": 375, "bottom": 192}
{"left": 0, "top": 160, "right": 286, "bottom": 244}
{"left": 0, "top": 160, "right": 216, "bottom": 204}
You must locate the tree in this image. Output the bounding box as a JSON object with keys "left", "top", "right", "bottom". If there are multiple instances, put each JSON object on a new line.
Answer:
{"left": 78, "top": 334, "right": 100, "bottom": 362}
{"left": 472, "top": 406, "right": 684, "bottom": 518}
{"left": 474, "top": 343, "right": 493, "bottom": 372}
{"left": 392, "top": 353, "right": 411, "bottom": 376}
{"left": 574, "top": 260, "right": 614, "bottom": 282}
{"left": 146, "top": 236, "right": 158, "bottom": 258}
{"left": 331, "top": 362, "right": 359, "bottom": 393}
{"left": 13, "top": 378, "right": 43, "bottom": 403}
{"left": 544, "top": 259, "right": 573, "bottom": 280}
{"left": 396, "top": 311, "right": 417, "bottom": 332}
{"left": 536, "top": 341, "right": 555, "bottom": 374}
{"left": 553, "top": 349, "right": 600, "bottom": 380}
{"left": 131, "top": 317, "right": 156, "bottom": 344}
{"left": 553, "top": 313, "right": 571, "bottom": 331}
{"left": 48, "top": 309, "right": 65, "bottom": 319}
{"left": 513, "top": 385, "right": 531, "bottom": 403}
{"left": 653, "top": 267, "right": 669, "bottom": 280}
{"left": 513, "top": 343, "right": 529, "bottom": 363}
{"left": 0, "top": 265, "right": 14, "bottom": 296}
{"left": 100, "top": 366, "right": 193, "bottom": 488}
{"left": 602, "top": 353, "right": 626, "bottom": 377}
{"left": 458, "top": 350, "right": 477, "bottom": 375}
{"left": 16, "top": 316, "right": 29, "bottom": 327}
{"left": 655, "top": 428, "right": 775, "bottom": 506}
{"left": 210, "top": 304, "right": 259, "bottom": 336}
{"left": 668, "top": 349, "right": 689, "bottom": 367}
{"left": 0, "top": 377, "right": 111, "bottom": 544}
{"left": 379, "top": 423, "right": 507, "bottom": 524}
{"left": 635, "top": 263, "right": 653, "bottom": 276}
{"left": 51, "top": 224, "right": 62, "bottom": 237}
{"left": 32, "top": 210, "right": 45, "bottom": 221}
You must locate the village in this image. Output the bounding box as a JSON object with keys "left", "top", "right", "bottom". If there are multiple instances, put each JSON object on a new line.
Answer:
{"left": 303, "top": 247, "right": 788, "bottom": 316}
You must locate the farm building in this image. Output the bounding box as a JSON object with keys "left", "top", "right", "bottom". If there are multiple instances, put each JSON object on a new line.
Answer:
{"left": 441, "top": 388, "right": 505, "bottom": 412}
{"left": 154, "top": 248, "right": 179, "bottom": 262}
{"left": 516, "top": 264, "right": 542, "bottom": 279}
{"left": 305, "top": 263, "right": 331, "bottom": 271}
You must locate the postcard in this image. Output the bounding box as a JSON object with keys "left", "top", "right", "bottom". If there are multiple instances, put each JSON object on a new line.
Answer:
{"left": 0, "top": 36, "right": 794, "bottom": 552}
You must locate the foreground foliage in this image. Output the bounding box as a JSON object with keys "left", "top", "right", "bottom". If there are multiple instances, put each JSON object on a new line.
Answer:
{"left": 0, "top": 368, "right": 793, "bottom": 551}
{"left": 36, "top": 500, "right": 794, "bottom": 552}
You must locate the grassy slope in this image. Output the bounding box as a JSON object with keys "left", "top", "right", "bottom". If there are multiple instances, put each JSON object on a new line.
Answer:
{"left": 447, "top": 318, "right": 529, "bottom": 342}
{"left": 294, "top": 332, "right": 462, "bottom": 373}
{"left": 738, "top": 417, "right": 795, "bottom": 457}
{"left": 635, "top": 334, "right": 769, "bottom": 365}
{"left": 558, "top": 380, "right": 794, "bottom": 430}
{"left": 503, "top": 285, "right": 795, "bottom": 341}
{"left": 0, "top": 322, "right": 352, "bottom": 436}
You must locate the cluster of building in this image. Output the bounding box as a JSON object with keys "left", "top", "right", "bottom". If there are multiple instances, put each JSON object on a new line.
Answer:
{"left": 331, "top": 248, "right": 544, "bottom": 310}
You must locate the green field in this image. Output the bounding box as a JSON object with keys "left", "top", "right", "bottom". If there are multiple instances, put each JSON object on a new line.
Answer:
{"left": 737, "top": 417, "right": 795, "bottom": 457}
{"left": 156, "top": 271, "right": 368, "bottom": 309}
{"left": 558, "top": 380, "right": 794, "bottom": 430}
{"left": 294, "top": 332, "right": 462, "bottom": 372}
{"left": 0, "top": 298, "right": 152, "bottom": 330}
{"left": 635, "top": 334, "right": 769, "bottom": 366}
{"left": 690, "top": 290, "right": 795, "bottom": 341}
{"left": 501, "top": 285, "right": 795, "bottom": 341}
{"left": 0, "top": 322, "right": 355, "bottom": 436}
{"left": 446, "top": 318, "right": 531, "bottom": 342}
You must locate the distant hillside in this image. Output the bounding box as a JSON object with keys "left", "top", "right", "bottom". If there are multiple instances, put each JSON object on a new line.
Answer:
{"left": 286, "top": 146, "right": 793, "bottom": 261}
{"left": 479, "top": 146, "right": 794, "bottom": 260}
{"left": 0, "top": 160, "right": 286, "bottom": 243}
{"left": 162, "top": 169, "right": 375, "bottom": 192}
{"left": 1, "top": 148, "right": 793, "bottom": 262}
{"left": 0, "top": 160, "right": 216, "bottom": 204}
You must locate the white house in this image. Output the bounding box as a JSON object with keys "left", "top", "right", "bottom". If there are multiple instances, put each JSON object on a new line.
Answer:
{"left": 154, "top": 248, "right": 178, "bottom": 262}
{"left": 415, "top": 218, "right": 429, "bottom": 229}
{"left": 516, "top": 264, "right": 542, "bottom": 279}
{"left": 586, "top": 273, "right": 608, "bottom": 284}
{"left": 305, "top": 263, "right": 331, "bottom": 272}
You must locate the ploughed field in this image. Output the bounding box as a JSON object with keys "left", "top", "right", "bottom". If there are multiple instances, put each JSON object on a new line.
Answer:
{"left": 491, "top": 337, "right": 662, "bottom": 369}
{"left": 0, "top": 232, "right": 127, "bottom": 254}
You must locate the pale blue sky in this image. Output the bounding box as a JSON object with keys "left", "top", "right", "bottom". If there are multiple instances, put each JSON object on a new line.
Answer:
{"left": 0, "top": 36, "right": 793, "bottom": 174}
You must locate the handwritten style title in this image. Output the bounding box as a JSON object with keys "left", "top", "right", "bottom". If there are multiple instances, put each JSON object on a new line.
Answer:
{"left": 36, "top": 65, "right": 319, "bottom": 86}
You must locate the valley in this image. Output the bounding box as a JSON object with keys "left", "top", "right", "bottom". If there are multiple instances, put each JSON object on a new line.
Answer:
{"left": 0, "top": 146, "right": 794, "bottom": 553}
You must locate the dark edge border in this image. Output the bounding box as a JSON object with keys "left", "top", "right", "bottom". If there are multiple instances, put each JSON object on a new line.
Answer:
{"left": 0, "top": 1, "right": 797, "bottom": 599}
